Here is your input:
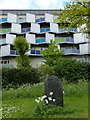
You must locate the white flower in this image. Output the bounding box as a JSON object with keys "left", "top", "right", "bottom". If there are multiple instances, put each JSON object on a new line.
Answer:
{"left": 38, "top": 97, "right": 41, "bottom": 100}
{"left": 42, "top": 95, "right": 47, "bottom": 100}
{"left": 35, "top": 99, "right": 40, "bottom": 103}
{"left": 50, "top": 92, "right": 53, "bottom": 95}
{"left": 48, "top": 97, "right": 52, "bottom": 101}
{"left": 63, "top": 91, "right": 64, "bottom": 94}
{"left": 45, "top": 99, "right": 48, "bottom": 104}
{"left": 53, "top": 99, "right": 55, "bottom": 102}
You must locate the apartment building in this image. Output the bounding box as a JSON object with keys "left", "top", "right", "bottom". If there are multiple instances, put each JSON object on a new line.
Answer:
{"left": 0, "top": 10, "right": 90, "bottom": 67}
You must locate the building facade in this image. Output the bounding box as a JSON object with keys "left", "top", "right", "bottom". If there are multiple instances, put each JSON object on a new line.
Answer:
{"left": 0, "top": 10, "right": 90, "bottom": 68}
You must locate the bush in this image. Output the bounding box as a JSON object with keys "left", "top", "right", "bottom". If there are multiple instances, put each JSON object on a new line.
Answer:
{"left": 38, "top": 65, "right": 55, "bottom": 82}
{"left": 54, "top": 58, "right": 89, "bottom": 83}
{"left": 2, "top": 67, "right": 41, "bottom": 89}
{"left": 34, "top": 102, "right": 63, "bottom": 118}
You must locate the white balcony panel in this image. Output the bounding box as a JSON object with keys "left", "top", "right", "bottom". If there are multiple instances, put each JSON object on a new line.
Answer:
{"left": 7, "top": 13, "right": 17, "bottom": 23}
{"left": 50, "top": 23, "right": 59, "bottom": 33}
{"left": 0, "top": 38, "right": 6, "bottom": 44}
{"left": 74, "top": 33, "right": 90, "bottom": 43}
{"left": 26, "top": 13, "right": 35, "bottom": 22}
{"left": 31, "top": 23, "right": 40, "bottom": 33}
{"left": 6, "top": 34, "right": 16, "bottom": 44}
{"left": 26, "top": 33, "right": 35, "bottom": 44}
{"left": 80, "top": 43, "right": 90, "bottom": 54}
{"left": 1, "top": 45, "right": 10, "bottom": 56}
{"left": 45, "top": 13, "right": 54, "bottom": 22}
{"left": 11, "top": 23, "right": 21, "bottom": 33}
{"left": 46, "top": 33, "right": 55, "bottom": 43}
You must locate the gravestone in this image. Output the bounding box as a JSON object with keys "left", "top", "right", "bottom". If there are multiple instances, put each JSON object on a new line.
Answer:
{"left": 44, "top": 75, "right": 64, "bottom": 107}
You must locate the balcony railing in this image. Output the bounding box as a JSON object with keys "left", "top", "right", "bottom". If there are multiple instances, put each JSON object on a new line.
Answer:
{"left": 0, "top": 28, "right": 11, "bottom": 34}
{"left": 0, "top": 38, "right": 6, "bottom": 44}
{"left": 17, "top": 18, "right": 26, "bottom": 23}
{"left": 0, "top": 18, "right": 7, "bottom": 23}
{"left": 21, "top": 27, "right": 31, "bottom": 33}
{"left": 35, "top": 18, "right": 45, "bottom": 23}
{"left": 40, "top": 27, "right": 50, "bottom": 33}
{"left": 36, "top": 38, "right": 46, "bottom": 43}
{"left": 31, "top": 50, "right": 41, "bottom": 55}
{"left": 55, "top": 37, "right": 74, "bottom": 43}
{"left": 10, "top": 50, "right": 18, "bottom": 55}
{"left": 59, "top": 27, "right": 77, "bottom": 33}
{"left": 61, "top": 48, "right": 80, "bottom": 54}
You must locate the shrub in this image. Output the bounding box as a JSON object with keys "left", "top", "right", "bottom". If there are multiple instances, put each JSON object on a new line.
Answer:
{"left": 38, "top": 64, "right": 55, "bottom": 82}
{"left": 54, "top": 58, "right": 89, "bottom": 83}
{"left": 2, "top": 67, "right": 41, "bottom": 89}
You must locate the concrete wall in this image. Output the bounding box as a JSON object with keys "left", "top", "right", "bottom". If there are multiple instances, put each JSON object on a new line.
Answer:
{"left": 0, "top": 57, "right": 17, "bottom": 68}
{"left": 8, "top": 57, "right": 17, "bottom": 67}
{"left": 0, "top": 56, "right": 44, "bottom": 68}
{"left": 30, "top": 56, "right": 43, "bottom": 67}
{"left": 26, "top": 33, "right": 35, "bottom": 44}
{"left": 7, "top": 13, "right": 17, "bottom": 23}
{"left": 26, "top": 13, "right": 35, "bottom": 22}
{"left": 31, "top": 23, "right": 40, "bottom": 33}
{"left": 6, "top": 34, "right": 16, "bottom": 44}
{"left": 46, "top": 33, "right": 55, "bottom": 43}
{"left": 74, "top": 33, "right": 89, "bottom": 43}
{"left": 50, "top": 23, "right": 58, "bottom": 33}
{"left": 31, "top": 45, "right": 47, "bottom": 51}
{"left": 45, "top": 13, "right": 54, "bottom": 22}
{"left": 1, "top": 45, "right": 10, "bottom": 56}
{"left": 11, "top": 23, "right": 21, "bottom": 33}
{"left": 80, "top": 43, "right": 90, "bottom": 54}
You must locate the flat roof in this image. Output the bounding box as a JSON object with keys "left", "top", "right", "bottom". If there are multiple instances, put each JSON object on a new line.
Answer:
{"left": 0, "top": 9, "right": 60, "bottom": 15}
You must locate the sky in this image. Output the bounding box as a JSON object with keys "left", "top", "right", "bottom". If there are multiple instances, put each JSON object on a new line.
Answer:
{"left": 0, "top": 0, "right": 70, "bottom": 9}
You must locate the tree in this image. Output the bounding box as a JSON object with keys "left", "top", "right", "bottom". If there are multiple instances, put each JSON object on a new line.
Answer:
{"left": 13, "top": 36, "right": 31, "bottom": 68}
{"left": 55, "top": 2, "right": 90, "bottom": 34}
{"left": 41, "top": 40, "right": 64, "bottom": 66}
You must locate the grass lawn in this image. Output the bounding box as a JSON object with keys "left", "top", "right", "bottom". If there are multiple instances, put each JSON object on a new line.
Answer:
{"left": 1, "top": 81, "right": 88, "bottom": 118}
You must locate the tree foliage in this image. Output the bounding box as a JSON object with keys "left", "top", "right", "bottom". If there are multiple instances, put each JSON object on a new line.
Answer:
{"left": 56, "top": 2, "right": 90, "bottom": 33}
{"left": 41, "top": 40, "right": 64, "bottom": 66}
{"left": 13, "top": 36, "right": 31, "bottom": 68}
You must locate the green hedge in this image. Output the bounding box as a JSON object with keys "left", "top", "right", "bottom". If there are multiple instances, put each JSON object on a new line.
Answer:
{"left": 54, "top": 58, "right": 89, "bottom": 83}
{"left": 2, "top": 67, "right": 41, "bottom": 89}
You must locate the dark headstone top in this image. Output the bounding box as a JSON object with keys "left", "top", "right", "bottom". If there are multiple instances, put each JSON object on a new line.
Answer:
{"left": 44, "top": 75, "right": 63, "bottom": 107}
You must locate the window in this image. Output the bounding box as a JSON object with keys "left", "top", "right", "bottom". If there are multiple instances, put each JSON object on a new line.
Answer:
{"left": 0, "top": 60, "right": 9, "bottom": 64}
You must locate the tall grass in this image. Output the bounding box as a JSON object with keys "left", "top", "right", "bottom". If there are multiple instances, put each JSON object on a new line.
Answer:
{"left": 2, "top": 82, "right": 44, "bottom": 100}
{"left": 2, "top": 80, "right": 88, "bottom": 100}
{"left": 2, "top": 80, "right": 88, "bottom": 118}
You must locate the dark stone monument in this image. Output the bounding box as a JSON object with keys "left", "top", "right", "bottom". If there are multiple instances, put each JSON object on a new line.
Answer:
{"left": 44, "top": 75, "right": 64, "bottom": 107}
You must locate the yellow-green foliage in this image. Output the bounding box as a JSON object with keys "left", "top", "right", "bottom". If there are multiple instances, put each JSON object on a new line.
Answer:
{"left": 13, "top": 36, "right": 31, "bottom": 68}
{"left": 56, "top": 2, "right": 90, "bottom": 33}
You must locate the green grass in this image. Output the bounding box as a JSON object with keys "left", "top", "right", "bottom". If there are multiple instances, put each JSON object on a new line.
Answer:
{"left": 1, "top": 81, "right": 88, "bottom": 118}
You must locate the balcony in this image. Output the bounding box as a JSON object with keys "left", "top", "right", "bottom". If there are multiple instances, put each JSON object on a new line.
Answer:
{"left": 10, "top": 50, "right": 18, "bottom": 55}
{"left": 0, "top": 28, "right": 11, "bottom": 34}
{"left": 21, "top": 27, "right": 31, "bottom": 33}
{"left": 40, "top": 27, "right": 50, "bottom": 33}
{"left": 61, "top": 48, "right": 80, "bottom": 54}
{"left": 0, "top": 18, "right": 7, "bottom": 23}
{"left": 59, "top": 27, "right": 77, "bottom": 33}
{"left": 36, "top": 38, "right": 46, "bottom": 43}
{"left": 55, "top": 37, "right": 74, "bottom": 43}
{"left": 17, "top": 18, "right": 26, "bottom": 23}
{"left": 35, "top": 18, "right": 45, "bottom": 23}
{"left": 31, "top": 50, "right": 41, "bottom": 55}
{"left": 0, "top": 38, "right": 6, "bottom": 44}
